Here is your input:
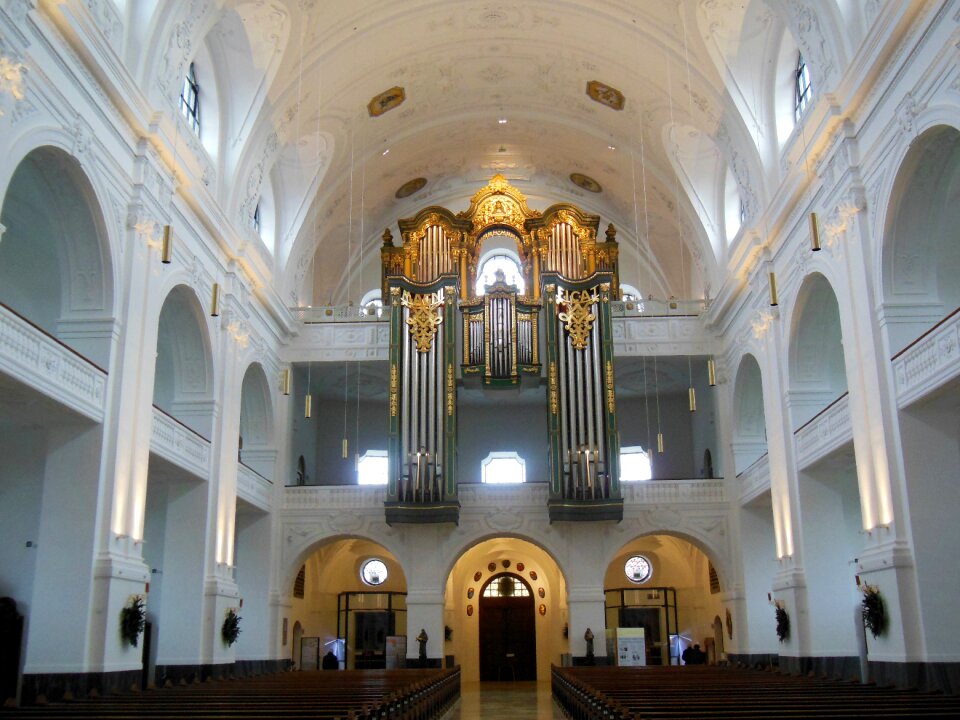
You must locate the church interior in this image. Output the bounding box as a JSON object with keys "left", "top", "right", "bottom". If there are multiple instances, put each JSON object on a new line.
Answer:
{"left": 1, "top": 0, "right": 960, "bottom": 713}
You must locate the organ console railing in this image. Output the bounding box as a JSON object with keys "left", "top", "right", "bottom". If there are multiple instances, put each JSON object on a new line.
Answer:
{"left": 461, "top": 270, "right": 540, "bottom": 386}
{"left": 542, "top": 273, "right": 623, "bottom": 522}
{"left": 385, "top": 277, "right": 460, "bottom": 525}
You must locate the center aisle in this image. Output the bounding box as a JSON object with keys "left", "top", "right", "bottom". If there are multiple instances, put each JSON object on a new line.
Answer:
{"left": 445, "top": 681, "right": 565, "bottom": 719}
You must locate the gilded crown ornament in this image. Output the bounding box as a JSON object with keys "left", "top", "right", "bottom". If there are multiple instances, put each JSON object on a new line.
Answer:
{"left": 556, "top": 287, "right": 599, "bottom": 350}
{"left": 401, "top": 290, "right": 444, "bottom": 352}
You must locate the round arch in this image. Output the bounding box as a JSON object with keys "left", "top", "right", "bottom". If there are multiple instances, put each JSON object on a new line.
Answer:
{"left": 444, "top": 536, "right": 568, "bottom": 683}
{"left": 879, "top": 123, "right": 960, "bottom": 355}
{"left": 732, "top": 352, "right": 767, "bottom": 474}
{"left": 786, "top": 272, "right": 847, "bottom": 430}
{"left": 0, "top": 145, "right": 116, "bottom": 368}
{"left": 282, "top": 532, "right": 409, "bottom": 598}
{"left": 154, "top": 283, "right": 216, "bottom": 437}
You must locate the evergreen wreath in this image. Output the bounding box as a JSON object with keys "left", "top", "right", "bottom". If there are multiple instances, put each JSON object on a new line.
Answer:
{"left": 120, "top": 595, "right": 146, "bottom": 647}
{"left": 222, "top": 608, "right": 242, "bottom": 646}
{"left": 774, "top": 603, "right": 790, "bottom": 643}
{"left": 861, "top": 585, "right": 886, "bottom": 639}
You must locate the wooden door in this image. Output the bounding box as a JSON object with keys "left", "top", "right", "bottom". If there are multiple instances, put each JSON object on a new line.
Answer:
{"left": 479, "top": 574, "right": 536, "bottom": 680}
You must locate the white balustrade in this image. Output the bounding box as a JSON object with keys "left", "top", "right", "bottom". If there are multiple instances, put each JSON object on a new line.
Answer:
{"left": 893, "top": 311, "right": 960, "bottom": 408}
{"left": 738, "top": 454, "right": 770, "bottom": 504}
{"left": 150, "top": 406, "right": 210, "bottom": 480}
{"left": 0, "top": 304, "right": 107, "bottom": 422}
{"left": 237, "top": 463, "right": 273, "bottom": 512}
{"left": 794, "top": 394, "right": 852, "bottom": 470}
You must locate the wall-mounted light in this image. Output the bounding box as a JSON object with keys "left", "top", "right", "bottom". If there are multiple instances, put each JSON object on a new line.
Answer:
{"left": 161, "top": 225, "right": 172, "bottom": 263}
{"left": 809, "top": 212, "right": 821, "bottom": 252}
{"left": 281, "top": 368, "right": 291, "bottom": 396}
{"left": 210, "top": 282, "right": 221, "bottom": 317}
{"left": 707, "top": 358, "right": 717, "bottom": 387}
{"left": 768, "top": 272, "right": 778, "bottom": 307}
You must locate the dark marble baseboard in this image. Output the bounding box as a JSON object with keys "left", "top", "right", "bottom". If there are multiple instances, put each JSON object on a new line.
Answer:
{"left": 869, "top": 660, "right": 960, "bottom": 695}
{"left": 20, "top": 669, "right": 141, "bottom": 705}
{"left": 728, "top": 654, "right": 960, "bottom": 695}
{"left": 777, "top": 655, "right": 860, "bottom": 681}
{"left": 727, "top": 652, "right": 779, "bottom": 670}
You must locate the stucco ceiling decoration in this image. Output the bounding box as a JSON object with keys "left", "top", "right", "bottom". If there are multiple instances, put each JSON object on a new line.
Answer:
{"left": 586, "top": 80, "right": 625, "bottom": 111}
{"left": 367, "top": 86, "right": 405, "bottom": 117}
{"left": 256, "top": 0, "right": 775, "bottom": 306}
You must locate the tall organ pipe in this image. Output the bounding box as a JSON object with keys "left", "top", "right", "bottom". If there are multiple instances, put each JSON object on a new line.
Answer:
{"left": 591, "top": 311, "right": 605, "bottom": 496}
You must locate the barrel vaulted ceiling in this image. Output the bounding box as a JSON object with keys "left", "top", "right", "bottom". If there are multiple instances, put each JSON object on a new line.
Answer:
{"left": 138, "top": 0, "right": 864, "bottom": 308}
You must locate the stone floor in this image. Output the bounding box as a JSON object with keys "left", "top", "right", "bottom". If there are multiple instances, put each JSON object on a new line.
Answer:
{"left": 444, "top": 681, "right": 565, "bottom": 719}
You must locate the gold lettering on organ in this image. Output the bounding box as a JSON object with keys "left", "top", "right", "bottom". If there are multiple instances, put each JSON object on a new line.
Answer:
{"left": 447, "top": 364, "right": 455, "bottom": 416}
{"left": 556, "top": 287, "right": 599, "bottom": 350}
{"left": 606, "top": 360, "right": 615, "bottom": 414}
{"left": 389, "top": 363, "right": 399, "bottom": 417}
{"left": 401, "top": 291, "right": 444, "bottom": 352}
{"left": 549, "top": 361, "right": 558, "bottom": 415}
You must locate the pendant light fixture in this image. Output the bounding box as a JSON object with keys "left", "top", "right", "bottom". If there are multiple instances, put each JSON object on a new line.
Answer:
{"left": 809, "top": 212, "right": 822, "bottom": 252}
{"left": 304, "top": 364, "right": 312, "bottom": 419}
{"left": 769, "top": 271, "right": 779, "bottom": 307}
{"left": 707, "top": 358, "right": 717, "bottom": 387}
{"left": 654, "top": 354, "right": 664, "bottom": 454}
{"left": 281, "top": 368, "right": 291, "bottom": 396}
{"left": 210, "top": 282, "right": 221, "bottom": 317}
{"left": 161, "top": 225, "right": 172, "bottom": 263}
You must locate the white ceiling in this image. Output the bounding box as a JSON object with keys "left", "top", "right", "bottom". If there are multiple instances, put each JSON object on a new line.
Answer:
{"left": 167, "top": 0, "right": 863, "bottom": 308}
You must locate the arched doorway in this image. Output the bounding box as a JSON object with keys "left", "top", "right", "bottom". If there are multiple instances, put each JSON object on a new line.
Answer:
{"left": 479, "top": 573, "right": 536, "bottom": 681}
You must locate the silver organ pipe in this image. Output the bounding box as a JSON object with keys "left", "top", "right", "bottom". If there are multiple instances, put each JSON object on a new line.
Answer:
{"left": 558, "top": 309, "right": 569, "bottom": 497}
{"left": 548, "top": 223, "right": 582, "bottom": 279}
{"left": 426, "top": 332, "right": 434, "bottom": 500}
{"left": 564, "top": 319, "right": 577, "bottom": 496}
{"left": 401, "top": 304, "right": 411, "bottom": 498}
{"left": 417, "top": 226, "right": 455, "bottom": 283}
{"left": 591, "top": 314, "right": 605, "bottom": 497}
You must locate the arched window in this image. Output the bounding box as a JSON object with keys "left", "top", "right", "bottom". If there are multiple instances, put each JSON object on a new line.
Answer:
{"left": 359, "top": 289, "right": 384, "bottom": 317}
{"left": 180, "top": 62, "right": 201, "bottom": 136}
{"left": 481, "top": 451, "right": 525, "bottom": 484}
{"left": 482, "top": 574, "right": 530, "bottom": 597}
{"left": 794, "top": 52, "right": 812, "bottom": 122}
{"left": 620, "top": 446, "right": 652, "bottom": 482}
{"left": 620, "top": 283, "right": 642, "bottom": 301}
{"left": 475, "top": 252, "right": 525, "bottom": 295}
{"left": 357, "top": 450, "right": 388, "bottom": 485}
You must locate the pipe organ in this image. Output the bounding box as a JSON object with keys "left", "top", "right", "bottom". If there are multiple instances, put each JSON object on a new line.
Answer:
{"left": 461, "top": 271, "right": 540, "bottom": 385}
{"left": 385, "top": 281, "right": 460, "bottom": 525}
{"left": 382, "top": 174, "right": 622, "bottom": 524}
{"left": 543, "top": 277, "right": 622, "bottom": 521}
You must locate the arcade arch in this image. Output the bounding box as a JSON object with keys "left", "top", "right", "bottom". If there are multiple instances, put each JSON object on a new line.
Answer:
{"left": 787, "top": 273, "right": 847, "bottom": 430}
{"left": 881, "top": 125, "right": 960, "bottom": 355}
{"left": 286, "top": 538, "right": 407, "bottom": 671}
{"left": 605, "top": 534, "right": 726, "bottom": 666}
{"left": 881, "top": 124, "right": 960, "bottom": 660}
{"left": 444, "top": 537, "right": 567, "bottom": 683}
{"left": 733, "top": 353, "right": 768, "bottom": 474}
{"left": 0, "top": 146, "right": 115, "bottom": 368}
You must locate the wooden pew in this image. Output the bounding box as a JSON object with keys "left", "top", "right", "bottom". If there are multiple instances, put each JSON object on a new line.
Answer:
{"left": 1, "top": 667, "right": 460, "bottom": 720}
{"left": 553, "top": 665, "right": 960, "bottom": 719}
